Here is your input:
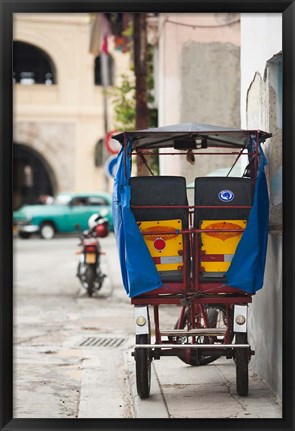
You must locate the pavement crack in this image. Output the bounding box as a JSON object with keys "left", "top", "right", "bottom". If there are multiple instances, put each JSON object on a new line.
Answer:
{"left": 15, "top": 335, "right": 49, "bottom": 345}
{"left": 214, "top": 364, "right": 233, "bottom": 389}
{"left": 152, "top": 362, "right": 170, "bottom": 417}
{"left": 214, "top": 363, "right": 247, "bottom": 411}
{"left": 15, "top": 327, "right": 64, "bottom": 346}
{"left": 75, "top": 358, "right": 85, "bottom": 418}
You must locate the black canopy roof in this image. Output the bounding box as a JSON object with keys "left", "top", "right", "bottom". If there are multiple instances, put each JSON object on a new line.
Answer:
{"left": 113, "top": 123, "right": 272, "bottom": 150}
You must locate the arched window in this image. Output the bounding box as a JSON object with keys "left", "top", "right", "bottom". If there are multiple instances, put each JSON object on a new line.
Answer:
{"left": 13, "top": 41, "right": 57, "bottom": 85}
{"left": 94, "top": 54, "right": 114, "bottom": 86}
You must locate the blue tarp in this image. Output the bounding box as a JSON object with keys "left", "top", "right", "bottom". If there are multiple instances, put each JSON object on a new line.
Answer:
{"left": 112, "top": 138, "right": 163, "bottom": 297}
{"left": 113, "top": 136, "right": 269, "bottom": 297}
{"left": 225, "top": 144, "right": 269, "bottom": 294}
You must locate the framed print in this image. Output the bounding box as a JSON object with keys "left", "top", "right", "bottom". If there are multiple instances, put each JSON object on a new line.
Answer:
{"left": 0, "top": 1, "right": 294, "bottom": 431}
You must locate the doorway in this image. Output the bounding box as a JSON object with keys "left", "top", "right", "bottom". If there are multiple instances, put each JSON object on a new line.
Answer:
{"left": 13, "top": 143, "right": 56, "bottom": 209}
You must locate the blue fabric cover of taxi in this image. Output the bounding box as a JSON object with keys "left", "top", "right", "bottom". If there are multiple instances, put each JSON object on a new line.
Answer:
{"left": 112, "top": 136, "right": 269, "bottom": 298}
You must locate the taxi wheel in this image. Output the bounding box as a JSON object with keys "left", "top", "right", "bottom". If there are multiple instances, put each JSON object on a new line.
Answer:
{"left": 135, "top": 334, "right": 152, "bottom": 399}
{"left": 235, "top": 332, "right": 249, "bottom": 396}
{"left": 175, "top": 305, "right": 231, "bottom": 366}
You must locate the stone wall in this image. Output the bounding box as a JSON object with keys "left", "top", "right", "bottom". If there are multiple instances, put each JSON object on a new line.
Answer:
{"left": 180, "top": 41, "right": 240, "bottom": 185}
{"left": 14, "top": 121, "right": 75, "bottom": 192}
{"left": 158, "top": 13, "right": 241, "bottom": 190}
{"left": 246, "top": 56, "right": 282, "bottom": 400}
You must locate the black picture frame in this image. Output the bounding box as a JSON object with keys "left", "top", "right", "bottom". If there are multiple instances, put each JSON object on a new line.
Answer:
{"left": 1, "top": 1, "right": 294, "bottom": 430}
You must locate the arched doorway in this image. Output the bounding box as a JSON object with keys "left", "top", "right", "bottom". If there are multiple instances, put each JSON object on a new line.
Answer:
{"left": 13, "top": 41, "right": 57, "bottom": 85}
{"left": 13, "top": 143, "right": 56, "bottom": 209}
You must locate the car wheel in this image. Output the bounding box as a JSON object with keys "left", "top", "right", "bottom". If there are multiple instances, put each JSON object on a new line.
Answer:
{"left": 40, "top": 223, "right": 55, "bottom": 240}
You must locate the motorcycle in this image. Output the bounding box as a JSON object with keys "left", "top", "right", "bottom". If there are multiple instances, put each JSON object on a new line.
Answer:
{"left": 76, "top": 212, "right": 109, "bottom": 297}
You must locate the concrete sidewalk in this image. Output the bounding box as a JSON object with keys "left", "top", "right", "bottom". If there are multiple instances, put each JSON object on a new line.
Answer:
{"left": 95, "top": 235, "right": 282, "bottom": 419}
{"left": 125, "top": 348, "right": 282, "bottom": 419}
{"left": 108, "top": 229, "right": 282, "bottom": 419}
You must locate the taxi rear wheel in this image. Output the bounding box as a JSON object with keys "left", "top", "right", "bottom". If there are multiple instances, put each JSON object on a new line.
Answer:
{"left": 175, "top": 305, "right": 232, "bottom": 366}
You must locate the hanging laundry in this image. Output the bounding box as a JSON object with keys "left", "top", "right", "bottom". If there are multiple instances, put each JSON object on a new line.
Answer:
{"left": 89, "top": 13, "right": 112, "bottom": 56}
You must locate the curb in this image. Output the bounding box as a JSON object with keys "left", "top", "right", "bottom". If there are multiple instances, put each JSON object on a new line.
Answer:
{"left": 124, "top": 349, "right": 169, "bottom": 418}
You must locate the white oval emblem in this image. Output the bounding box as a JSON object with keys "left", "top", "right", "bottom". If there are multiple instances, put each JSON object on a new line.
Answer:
{"left": 218, "top": 189, "right": 234, "bottom": 202}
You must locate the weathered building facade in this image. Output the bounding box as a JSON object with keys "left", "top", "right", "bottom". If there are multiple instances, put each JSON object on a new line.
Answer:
{"left": 241, "top": 13, "right": 282, "bottom": 400}
{"left": 156, "top": 13, "right": 241, "bottom": 193}
{"left": 13, "top": 13, "right": 130, "bottom": 209}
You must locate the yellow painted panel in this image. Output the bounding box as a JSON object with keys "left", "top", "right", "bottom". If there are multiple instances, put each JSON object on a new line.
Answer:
{"left": 200, "top": 219, "right": 247, "bottom": 273}
{"left": 137, "top": 219, "right": 183, "bottom": 271}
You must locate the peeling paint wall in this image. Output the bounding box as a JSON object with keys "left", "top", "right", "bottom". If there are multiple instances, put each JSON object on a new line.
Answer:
{"left": 241, "top": 13, "right": 282, "bottom": 399}
{"left": 181, "top": 42, "right": 240, "bottom": 127}
{"left": 180, "top": 41, "right": 240, "bottom": 187}
{"left": 158, "top": 14, "right": 240, "bottom": 185}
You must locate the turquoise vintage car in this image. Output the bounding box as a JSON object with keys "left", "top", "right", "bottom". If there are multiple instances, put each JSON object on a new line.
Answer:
{"left": 13, "top": 192, "right": 113, "bottom": 239}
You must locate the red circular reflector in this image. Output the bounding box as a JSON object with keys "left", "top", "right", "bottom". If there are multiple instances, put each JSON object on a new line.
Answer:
{"left": 154, "top": 237, "right": 166, "bottom": 251}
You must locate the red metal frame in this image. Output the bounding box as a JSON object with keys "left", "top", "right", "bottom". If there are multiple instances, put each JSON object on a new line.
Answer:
{"left": 130, "top": 133, "right": 260, "bottom": 358}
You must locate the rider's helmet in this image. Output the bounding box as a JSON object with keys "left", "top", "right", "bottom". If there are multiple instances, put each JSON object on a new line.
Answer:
{"left": 88, "top": 213, "right": 99, "bottom": 229}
